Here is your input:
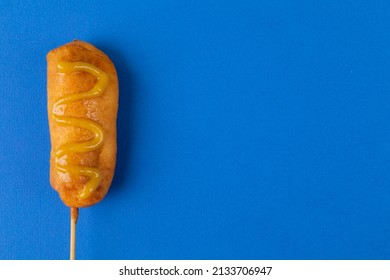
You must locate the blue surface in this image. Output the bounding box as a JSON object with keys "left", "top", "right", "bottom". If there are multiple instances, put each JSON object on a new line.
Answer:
{"left": 0, "top": 0, "right": 389, "bottom": 260}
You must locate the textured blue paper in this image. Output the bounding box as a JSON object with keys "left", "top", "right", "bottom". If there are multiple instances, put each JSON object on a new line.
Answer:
{"left": 0, "top": 0, "right": 389, "bottom": 259}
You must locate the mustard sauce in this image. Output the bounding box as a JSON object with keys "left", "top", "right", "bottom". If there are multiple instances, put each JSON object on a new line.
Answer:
{"left": 53, "top": 62, "right": 108, "bottom": 199}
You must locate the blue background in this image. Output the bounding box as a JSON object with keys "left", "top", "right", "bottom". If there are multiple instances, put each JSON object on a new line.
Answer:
{"left": 0, "top": 0, "right": 389, "bottom": 260}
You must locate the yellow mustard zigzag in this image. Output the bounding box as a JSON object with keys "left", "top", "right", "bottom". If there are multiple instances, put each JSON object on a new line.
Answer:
{"left": 52, "top": 61, "right": 108, "bottom": 199}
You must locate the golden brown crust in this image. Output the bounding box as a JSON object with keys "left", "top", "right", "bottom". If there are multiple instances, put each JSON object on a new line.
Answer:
{"left": 47, "top": 40, "right": 118, "bottom": 207}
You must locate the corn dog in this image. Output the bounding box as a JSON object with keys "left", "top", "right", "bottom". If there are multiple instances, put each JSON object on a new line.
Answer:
{"left": 47, "top": 40, "right": 118, "bottom": 208}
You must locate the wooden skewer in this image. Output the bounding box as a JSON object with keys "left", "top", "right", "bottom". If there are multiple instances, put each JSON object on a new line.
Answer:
{"left": 70, "top": 207, "right": 79, "bottom": 260}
